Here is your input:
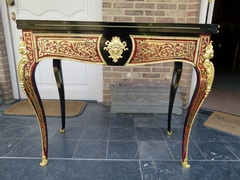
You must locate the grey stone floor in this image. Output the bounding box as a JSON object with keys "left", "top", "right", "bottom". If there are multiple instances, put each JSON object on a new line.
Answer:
{"left": 0, "top": 102, "right": 240, "bottom": 180}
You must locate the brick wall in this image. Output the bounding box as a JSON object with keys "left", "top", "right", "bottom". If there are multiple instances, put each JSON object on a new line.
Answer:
{"left": 102, "top": 0, "right": 201, "bottom": 107}
{"left": 0, "top": 9, "right": 13, "bottom": 103}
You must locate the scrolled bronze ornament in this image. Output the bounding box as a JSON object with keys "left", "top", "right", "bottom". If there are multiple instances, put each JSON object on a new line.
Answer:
{"left": 104, "top": 36, "right": 128, "bottom": 63}
{"left": 203, "top": 41, "right": 215, "bottom": 96}
{"left": 18, "top": 37, "right": 29, "bottom": 94}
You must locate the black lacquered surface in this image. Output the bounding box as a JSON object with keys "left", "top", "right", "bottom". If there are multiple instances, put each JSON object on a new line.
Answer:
{"left": 16, "top": 20, "right": 219, "bottom": 36}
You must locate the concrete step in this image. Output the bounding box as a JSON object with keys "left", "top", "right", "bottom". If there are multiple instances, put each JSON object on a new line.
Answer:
{"left": 110, "top": 83, "right": 183, "bottom": 115}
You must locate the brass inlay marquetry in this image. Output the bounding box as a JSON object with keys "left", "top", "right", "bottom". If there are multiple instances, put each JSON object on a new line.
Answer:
{"left": 35, "top": 34, "right": 104, "bottom": 64}
{"left": 127, "top": 36, "right": 199, "bottom": 65}
{"left": 104, "top": 36, "right": 128, "bottom": 63}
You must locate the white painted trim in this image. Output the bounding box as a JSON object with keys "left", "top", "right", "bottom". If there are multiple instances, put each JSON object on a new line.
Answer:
{"left": 199, "top": 0, "right": 215, "bottom": 23}
{"left": 0, "top": 1, "right": 20, "bottom": 99}
{"left": 199, "top": 0, "right": 208, "bottom": 23}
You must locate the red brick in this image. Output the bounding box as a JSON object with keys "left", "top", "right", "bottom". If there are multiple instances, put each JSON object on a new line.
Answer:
{"left": 134, "top": 17, "right": 154, "bottom": 22}
{"left": 177, "top": 18, "right": 186, "bottom": 23}
{"left": 125, "top": 10, "right": 144, "bottom": 16}
{"left": 113, "top": 3, "right": 134, "bottom": 8}
{"left": 112, "top": 67, "right": 131, "bottom": 72}
{"left": 157, "top": 4, "right": 177, "bottom": 10}
{"left": 179, "top": 78, "right": 192, "bottom": 85}
{"left": 103, "top": 78, "right": 111, "bottom": 84}
{"left": 145, "top": 10, "right": 165, "bottom": 16}
{"left": 122, "top": 72, "right": 141, "bottom": 79}
{"left": 132, "top": 79, "right": 151, "bottom": 83}
{"left": 103, "top": 72, "right": 122, "bottom": 78}
{"left": 103, "top": 66, "right": 112, "bottom": 71}
{"left": 112, "top": 79, "right": 131, "bottom": 84}
{"left": 142, "top": 73, "right": 160, "bottom": 78}
{"left": 167, "top": 0, "right": 187, "bottom": 2}
{"left": 103, "top": 2, "right": 112, "bottom": 8}
{"left": 187, "top": 17, "right": 198, "bottom": 23}
{"left": 151, "top": 79, "right": 170, "bottom": 84}
{"left": 167, "top": 11, "right": 186, "bottom": 17}
{"left": 152, "top": 67, "right": 171, "bottom": 72}
{"left": 178, "top": 4, "right": 187, "bottom": 10}
{"left": 126, "top": 0, "right": 144, "bottom": 1}
{"left": 156, "top": 17, "right": 175, "bottom": 23}
{"left": 135, "top": 3, "right": 155, "bottom": 9}
{"left": 188, "top": 0, "right": 199, "bottom": 3}
{"left": 162, "top": 62, "right": 174, "bottom": 67}
{"left": 146, "top": 0, "right": 166, "bottom": 2}
{"left": 133, "top": 67, "right": 151, "bottom": 72}
{"left": 188, "top": 3, "right": 199, "bottom": 10}
{"left": 103, "top": 16, "right": 113, "bottom": 22}
{"left": 114, "top": 16, "right": 133, "bottom": 22}
{"left": 103, "top": 9, "right": 123, "bottom": 16}
{"left": 187, "top": 11, "right": 198, "bottom": 17}
{"left": 103, "top": 94, "right": 111, "bottom": 99}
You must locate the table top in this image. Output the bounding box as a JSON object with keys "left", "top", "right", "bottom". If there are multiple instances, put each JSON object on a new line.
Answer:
{"left": 16, "top": 20, "right": 219, "bottom": 36}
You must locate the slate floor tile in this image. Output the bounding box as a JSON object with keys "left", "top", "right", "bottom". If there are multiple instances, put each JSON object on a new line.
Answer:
{"left": 48, "top": 139, "right": 79, "bottom": 158}
{"left": 0, "top": 139, "right": 21, "bottom": 156}
{"left": 0, "top": 159, "right": 142, "bottom": 180}
{"left": 64, "top": 116, "right": 88, "bottom": 126}
{"left": 6, "top": 138, "right": 42, "bottom": 157}
{"left": 86, "top": 116, "right": 110, "bottom": 127}
{"left": 196, "top": 141, "right": 238, "bottom": 160}
{"left": 135, "top": 127, "right": 164, "bottom": 141}
{"left": 224, "top": 141, "right": 240, "bottom": 159}
{"left": 81, "top": 127, "right": 109, "bottom": 140}
{"left": 0, "top": 124, "right": 8, "bottom": 132}
{"left": 138, "top": 141, "right": 173, "bottom": 160}
{"left": 141, "top": 161, "right": 240, "bottom": 180}
{"left": 133, "top": 116, "right": 159, "bottom": 128}
{"left": 167, "top": 141, "right": 206, "bottom": 160}
{"left": 74, "top": 140, "right": 107, "bottom": 159}
{"left": 161, "top": 128, "right": 183, "bottom": 141}
{"left": 52, "top": 126, "right": 84, "bottom": 140}
{"left": 109, "top": 127, "right": 136, "bottom": 140}
{"left": 0, "top": 125, "right": 31, "bottom": 139}
{"left": 190, "top": 128, "right": 220, "bottom": 142}
{"left": 107, "top": 141, "right": 139, "bottom": 159}
{"left": 110, "top": 114, "right": 134, "bottom": 127}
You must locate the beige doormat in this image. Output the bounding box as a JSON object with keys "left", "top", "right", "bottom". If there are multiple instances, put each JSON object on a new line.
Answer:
{"left": 4, "top": 100, "right": 87, "bottom": 117}
{"left": 204, "top": 111, "right": 240, "bottom": 137}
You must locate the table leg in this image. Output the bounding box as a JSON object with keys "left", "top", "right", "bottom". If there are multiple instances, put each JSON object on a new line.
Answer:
{"left": 181, "top": 42, "right": 214, "bottom": 168}
{"left": 167, "top": 62, "right": 182, "bottom": 135}
{"left": 53, "top": 59, "right": 66, "bottom": 133}
{"left": 18, "top": 38, "right": 48, "bottom": 166}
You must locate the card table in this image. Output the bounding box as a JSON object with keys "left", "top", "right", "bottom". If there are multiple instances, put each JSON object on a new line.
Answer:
{"left": 16, "top": 20, "right": 218, "bottom": 168}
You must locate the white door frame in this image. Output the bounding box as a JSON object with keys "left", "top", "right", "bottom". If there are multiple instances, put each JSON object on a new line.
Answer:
{"left": 1, "top": 1, "right": 20, "bottom": 99}
{"left": 1, "top": 0, "right": 103, "bottom": 101}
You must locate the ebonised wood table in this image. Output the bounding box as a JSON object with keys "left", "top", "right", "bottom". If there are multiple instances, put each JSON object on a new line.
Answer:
{"left": 16, "top": 20, "right": 218, "bottom": 168}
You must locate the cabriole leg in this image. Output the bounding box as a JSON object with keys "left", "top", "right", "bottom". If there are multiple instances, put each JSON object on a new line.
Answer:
{"left": 18, "top": 37, "right": 48, "bottom": 166}
{"left": 182, "top": 41, "right": 214, "bottom": 168}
